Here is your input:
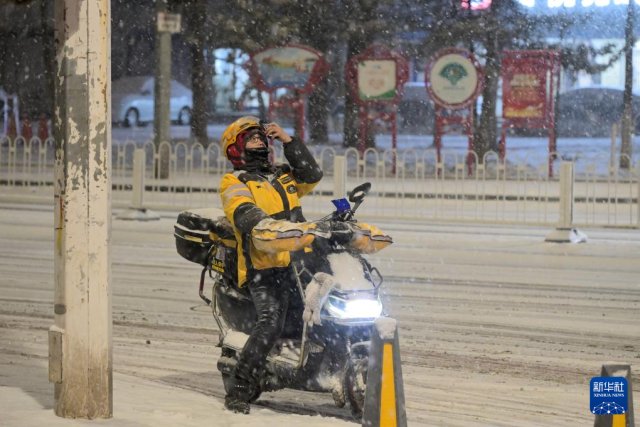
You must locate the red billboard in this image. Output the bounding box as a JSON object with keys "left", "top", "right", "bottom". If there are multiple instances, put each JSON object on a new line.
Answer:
{"left": 500, "top": 50, "right": 560, "bottom": 176}
{"left": 501, "top": 50, "right": 559, "bottom": 127}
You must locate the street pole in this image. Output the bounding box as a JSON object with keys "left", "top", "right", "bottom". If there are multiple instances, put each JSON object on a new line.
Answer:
{"left": 51, "top": 0, "right": 112, "bottom": 418}
{"left": 155, "top": 0, "right": 172, "bottom": 179}
{"left": 620, "top": 0, "right": 634, "bottom": 170}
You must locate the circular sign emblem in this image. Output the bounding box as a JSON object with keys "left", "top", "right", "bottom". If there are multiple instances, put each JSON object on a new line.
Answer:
{"left": 426, "top": 48, "right": 482, "bottom": 109}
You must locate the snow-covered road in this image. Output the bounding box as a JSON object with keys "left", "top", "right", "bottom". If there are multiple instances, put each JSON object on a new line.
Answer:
{"left": 0, "top": 204, "right": 638, "bottom": 426}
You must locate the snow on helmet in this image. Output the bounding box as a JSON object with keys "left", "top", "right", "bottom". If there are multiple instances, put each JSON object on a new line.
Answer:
{"left": 221, "top": 115, "right": 263, "bottom": 168}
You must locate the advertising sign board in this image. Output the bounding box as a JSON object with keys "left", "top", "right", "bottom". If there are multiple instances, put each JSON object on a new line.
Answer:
{"left": 345, "top": 44, "right": 408, "bottom": 169}
{"left": 426, "top": 48, "right": 482, "bottom": 172}
{"left": 427, "top": 48, "right": 482, "bottom": 109}
{"left": 500, "top": 50, "right": 561, "bottom": 176}
{"left": 157, "top": 12, "right": 181, "bottom": 33}
{"left": 357, "top": 60, "right": 398, "bottom": 102}
{"left": 247, "top": 44, "right": 328, "bottom": 138}
{"left": 502, "top": 54, "right": 551, "bottom": 123}
{"left": 249, "top": 45, "right": 327, "bottom": 94}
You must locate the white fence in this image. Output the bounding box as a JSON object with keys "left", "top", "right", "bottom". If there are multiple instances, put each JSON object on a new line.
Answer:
{"left": 1, "top": 136, "right": 639, "bottom": 228}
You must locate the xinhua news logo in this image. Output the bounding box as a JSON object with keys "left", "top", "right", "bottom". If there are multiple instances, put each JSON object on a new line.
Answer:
{"left": 590, "top": 377, "right": 627, "bottom": 415}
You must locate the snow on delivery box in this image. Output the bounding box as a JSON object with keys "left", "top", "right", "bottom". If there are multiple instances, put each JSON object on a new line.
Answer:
{"left": 174, "top": 208, "right": 237, "bottom": 280}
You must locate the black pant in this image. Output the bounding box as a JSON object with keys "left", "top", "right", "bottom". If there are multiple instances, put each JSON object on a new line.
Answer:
{"left": 233, "top": 267, "right": 294, "bottom": 384}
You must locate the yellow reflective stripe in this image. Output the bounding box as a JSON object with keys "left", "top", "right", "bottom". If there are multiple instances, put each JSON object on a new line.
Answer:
{"left": 380, "top": 342, "right": 397, "bottom": 427}
{"left": 224, "top": 184, "right": 253, "bottom": 198}
{"left": 222, "top": 187, "right": 254, "bottom": 205}
{"left": 226, "top": 183, "right": 248, "bottom": 192}
{"left": 612, "top": 414, "right": 625, "bottom": 427}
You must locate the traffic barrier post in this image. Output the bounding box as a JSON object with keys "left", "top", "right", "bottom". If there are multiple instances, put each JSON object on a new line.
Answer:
{"left": 116, "top": 148, "right": 159, "bottom": 221}
{"left": 545, "top": 161, "right": 587, "bottom": 243}
{"left": 362, "top": 317, "right": 407, "bottom": 427}
{"left": 593, "top": 364, "right": 634, "bottom": 427}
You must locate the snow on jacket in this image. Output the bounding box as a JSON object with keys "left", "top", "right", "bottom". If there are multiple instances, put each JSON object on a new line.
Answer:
{"left": 220, "top": 137, "right": 322, "bottom": 286}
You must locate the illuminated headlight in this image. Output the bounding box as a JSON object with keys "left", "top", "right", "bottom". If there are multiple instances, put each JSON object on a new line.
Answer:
{"left": 325, "top": 295, "right": 383, "bottom": 319}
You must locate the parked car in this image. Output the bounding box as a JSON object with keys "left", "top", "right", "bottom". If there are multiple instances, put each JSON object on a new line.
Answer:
{"left": 556, "top": 86, "right": 640, "bottom": 137}
{"left": 111, "top": 76, "right": 192, "bottom": 127}
{"left": 398, "top": 82, "right": 435, "bottom": 133}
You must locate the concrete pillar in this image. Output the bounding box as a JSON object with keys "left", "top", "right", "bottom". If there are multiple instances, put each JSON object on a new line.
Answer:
{"left": 131, "top": 149, "right": 145, "bottom": 210}
{"left": 545, "top": 162, "right": 587, "bottom": 243}
{"left": 558, "top": 161, "right": 574, "bottom": 229}
{"left": 116, "top": 148, "right": 160, "bottom": 221}
{"left": 50, "top": 0, "right": 112, "bottom": 419}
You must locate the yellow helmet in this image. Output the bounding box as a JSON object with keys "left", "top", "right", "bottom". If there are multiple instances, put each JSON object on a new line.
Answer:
{"left": 221, "top": 116, "right": 263, "bottom": 168}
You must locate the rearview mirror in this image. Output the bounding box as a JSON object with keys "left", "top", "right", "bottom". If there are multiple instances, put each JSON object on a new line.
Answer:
{"left": 348, "top": 182, "right": 371, "bottom": 204}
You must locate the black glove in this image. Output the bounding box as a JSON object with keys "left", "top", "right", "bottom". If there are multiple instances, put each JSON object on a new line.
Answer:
{"left": 314, "top": 221, "right": 353, "bottom": 245}
{"left": 329, "top": 221, "right": 353, "bottom": 245}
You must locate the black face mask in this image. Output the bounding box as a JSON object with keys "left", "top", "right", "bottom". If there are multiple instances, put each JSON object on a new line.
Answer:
{"left": 243, "top": 147, "right": 271, "bottom": 172}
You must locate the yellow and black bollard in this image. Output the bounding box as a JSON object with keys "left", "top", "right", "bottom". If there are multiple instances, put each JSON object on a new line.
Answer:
{"left": 593, "top": 364, "right": 635, "bottom": 427}
{"left": 362, "top": 317, "right": 406, "bottom": 427}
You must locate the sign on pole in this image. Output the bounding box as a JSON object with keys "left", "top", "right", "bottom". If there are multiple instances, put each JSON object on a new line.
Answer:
{"left": 357, "top": 60, "right": 399, "bottom": 102}
{"left": 426, "top": 48, "right": 483, "bottom": 172}
{"left": 345, "top": 44, "right": 408, "bottom": 172}
{"left": 157, "top": 12, "right": 181, "bottom": 33}
{"left": 500, "top": 50, "right": 560, "bottom": 176}
{"left": 247, "top": 44, "right": 328, "bottom": 138}
{"left": 427, "top": 48, "right": 482, "bottom": 110}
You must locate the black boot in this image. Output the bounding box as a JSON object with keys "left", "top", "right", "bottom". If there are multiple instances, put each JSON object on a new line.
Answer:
{"left": 224, "top": 395, "right": 250, "bottom": 414}
{"left": 224, "top": 374, "right": 255, "bottom": 414}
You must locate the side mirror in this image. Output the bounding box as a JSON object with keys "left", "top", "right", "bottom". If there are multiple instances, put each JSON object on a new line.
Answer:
{"left": 348, "top": 182, "right": 371, "bottom": 204}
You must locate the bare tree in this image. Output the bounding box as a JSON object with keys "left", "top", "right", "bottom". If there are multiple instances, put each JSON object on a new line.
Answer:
{"left": 620, "top": 1, "right": 635, "bottom": 169}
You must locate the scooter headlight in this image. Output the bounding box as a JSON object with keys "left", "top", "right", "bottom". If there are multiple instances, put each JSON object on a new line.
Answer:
{"left": 325, "top": 295, "right": 383, "bottom": 320}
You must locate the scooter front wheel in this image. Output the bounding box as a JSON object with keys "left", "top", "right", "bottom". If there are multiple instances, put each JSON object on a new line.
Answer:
{"left": 345, "top": 357, "right": 368, "bottom": 420}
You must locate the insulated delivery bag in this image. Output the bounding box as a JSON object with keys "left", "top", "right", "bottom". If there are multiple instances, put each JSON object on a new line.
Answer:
{"left": 174, "top": 208, "right": 237, "bottom": 282}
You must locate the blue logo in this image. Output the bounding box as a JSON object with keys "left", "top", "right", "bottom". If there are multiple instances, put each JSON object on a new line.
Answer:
{"left": 331, "top": 198, "right": 351, "bottom": 213}
{"left": 590, "top": 377, "right": 627, "bottom": 415}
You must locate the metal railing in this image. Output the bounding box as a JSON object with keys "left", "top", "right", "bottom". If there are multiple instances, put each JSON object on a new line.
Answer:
{"left": 1, "top": 136, "right": 638, "bottom": 228}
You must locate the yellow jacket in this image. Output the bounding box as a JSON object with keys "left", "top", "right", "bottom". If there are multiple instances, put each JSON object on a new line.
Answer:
{"left": 220, "top": 138, "right": 322, "bottom": 286}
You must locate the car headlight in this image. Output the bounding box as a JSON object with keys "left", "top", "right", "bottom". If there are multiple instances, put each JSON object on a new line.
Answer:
{"left": 324, "top": 295, "right": 383, "bottom": 320}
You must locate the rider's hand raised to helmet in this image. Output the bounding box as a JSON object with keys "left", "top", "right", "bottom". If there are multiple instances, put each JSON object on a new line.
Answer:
{"left": 263, "top": 122, "right": 292, "bottom": 144}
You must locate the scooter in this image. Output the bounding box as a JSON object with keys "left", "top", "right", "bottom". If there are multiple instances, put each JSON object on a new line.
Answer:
{"left": 174, "top": 182, "right": 391, "bottom": 419}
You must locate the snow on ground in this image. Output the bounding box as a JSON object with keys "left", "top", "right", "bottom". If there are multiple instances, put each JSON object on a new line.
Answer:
{"left": 0, "top": 203, "right": 639, "bottom": 426}
{"left": 1, "top": 372, "right": 351, "bottom": 427}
